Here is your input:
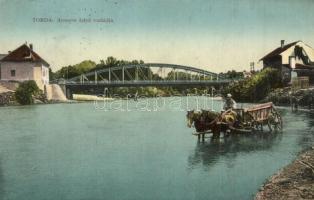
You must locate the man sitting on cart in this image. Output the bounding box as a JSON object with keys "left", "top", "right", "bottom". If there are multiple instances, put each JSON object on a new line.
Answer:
{"left": 223, "top": 93, "right": 237, "bottom": 110}
{"left": 219, "top": 93, "right": 239, "bottom": 133}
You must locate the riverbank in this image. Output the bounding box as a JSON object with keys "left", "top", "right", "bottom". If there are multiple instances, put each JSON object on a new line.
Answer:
{"left": 263, "top": 86, "right": 314, "bottom": 109}
{"left": 0, "top": 81, "right": 68, "bottom": 106}
{"left": 255, "top": 147, "right": 314, "bottom": 200}
{"left": 0, "top": 89, "right": 67, "bottom": 106}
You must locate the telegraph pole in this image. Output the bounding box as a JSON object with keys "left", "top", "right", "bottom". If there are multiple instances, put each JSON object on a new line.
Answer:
{"left": 250, "top": 62, "right": 255, "bottom": 72}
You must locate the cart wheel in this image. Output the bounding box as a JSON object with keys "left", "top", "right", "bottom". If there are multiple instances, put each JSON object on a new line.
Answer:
{"left": 273, "top": 111, "right": 283, "bottom": 131}
{"left": 245, "top": 113, "right": 256, "bottom": 132}
{"left": 268, "top": 110, "right": 283, "bottom": 131}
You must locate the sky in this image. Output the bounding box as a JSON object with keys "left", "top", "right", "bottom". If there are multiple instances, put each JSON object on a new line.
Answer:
{"left": 0, "top": 0, "right": 314, "bottom": 72}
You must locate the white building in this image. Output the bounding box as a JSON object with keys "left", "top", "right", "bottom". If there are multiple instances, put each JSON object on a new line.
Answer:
{"left": 0, "top": 43, "right": 49, "bottom": 89}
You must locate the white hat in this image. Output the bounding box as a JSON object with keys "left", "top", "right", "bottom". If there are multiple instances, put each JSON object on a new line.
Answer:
{"left": 227, "top": 93, "right": 232, "bottom": 98}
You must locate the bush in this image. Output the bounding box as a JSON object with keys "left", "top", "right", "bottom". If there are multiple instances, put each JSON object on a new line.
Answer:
{"left": 224, "top": 68, "right": 282, "bottom": 102}
{"left": 15, "top": 81, "right": 40, "bottom": 105}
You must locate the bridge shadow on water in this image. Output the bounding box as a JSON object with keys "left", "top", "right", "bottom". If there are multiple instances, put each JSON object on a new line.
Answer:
{"left": 187, "top": 131, "right": 283, "bottom": 170}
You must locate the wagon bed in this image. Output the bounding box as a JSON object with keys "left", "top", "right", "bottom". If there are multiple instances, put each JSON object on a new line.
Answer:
{"left": 246, "top": 102, "right": 275, "bottom": 122}
{"left": 235, "top": 102, "right": 283, "bottom": 131}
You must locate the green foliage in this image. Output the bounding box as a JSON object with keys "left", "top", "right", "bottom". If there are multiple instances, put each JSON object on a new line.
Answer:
{"left": 91, "top": 57, "right": 146, "bottom": 81}
{"left": 92, "top": 57, "right": 144, "bottom": 71}
{"left": 52, "top": 58, "right": 147, "bottom": 80}
{"left": 224, "top": 68, "right": 282, "bottom": 102}
{"left": 15, "top": 81, "right": 40, "bottom": 105}
{"left": 219, "top": 70, "right": 244, "bottom": 79}
{"left": 53, "top": 60, "right": 96, "bottom": 79}
{"left": 75, "top": 60, "right": 97, "bottom": 72}
{"left": 49, "top": 68, "right": 55, "bottom": 80}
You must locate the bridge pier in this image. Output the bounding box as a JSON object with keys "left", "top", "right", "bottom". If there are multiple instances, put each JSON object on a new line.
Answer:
{"left": 122, "top": 67, "right": 125, "bottom": 83}
{"left": 66, "top": 88, "right": 73, "bottom": 99}
{"left": 109, "top": 67, "right": 111, "bottom": 82}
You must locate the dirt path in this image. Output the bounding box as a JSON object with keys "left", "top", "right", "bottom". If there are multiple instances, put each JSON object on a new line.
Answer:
{"left": 255, "top": 147, "right": 314, "bottom": 200}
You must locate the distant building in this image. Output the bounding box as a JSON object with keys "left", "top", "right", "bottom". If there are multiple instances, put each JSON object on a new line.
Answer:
{"left": 0, "top": 43, "right": 49, "bottom": 89}
{"left": 260, "top": 40, "right": 314, "bottom": 84}
{"left": 243, "top": 71, "right": 252, "bottom": 79}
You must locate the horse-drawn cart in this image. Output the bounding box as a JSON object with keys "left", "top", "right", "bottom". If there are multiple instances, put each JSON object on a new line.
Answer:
{"left": 243, "top": 102, "right": 282, "bottom": 131}
{"left": 186, "top": 102, "right": 283, "bottom": 140}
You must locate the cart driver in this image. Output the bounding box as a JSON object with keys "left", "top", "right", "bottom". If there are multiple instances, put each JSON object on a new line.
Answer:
{"left": 223, "top": 93, "right": 237, "bottom": 110}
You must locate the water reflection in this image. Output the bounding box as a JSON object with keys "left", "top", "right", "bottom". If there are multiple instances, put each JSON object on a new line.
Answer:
{"left": 188, "top": 132, "right": 283, "bottom": 170}
{"left": 294, "top": 111, "right": 314, "bottom": 148}
{"left": 0, "top": 159, "right": 5, "bottom": 200}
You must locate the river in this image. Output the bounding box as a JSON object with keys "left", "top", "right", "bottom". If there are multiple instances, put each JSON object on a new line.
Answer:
{"left": 0, "top": 97, "right": 313, "bottom": 200}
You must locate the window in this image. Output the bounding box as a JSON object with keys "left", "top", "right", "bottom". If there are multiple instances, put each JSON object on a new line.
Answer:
{"left": 10, "top": 69, "right": 16, "bottom": 77}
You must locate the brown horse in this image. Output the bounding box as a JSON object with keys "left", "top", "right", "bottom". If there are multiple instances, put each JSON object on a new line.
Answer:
{"left": 186, "top": 110, "right": 222, "bottom": 138}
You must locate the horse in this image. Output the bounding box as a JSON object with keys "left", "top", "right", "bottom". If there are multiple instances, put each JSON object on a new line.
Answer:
{"left": 186, "top": 109, "right": 240, "bottom": 138}
{"left": 186, "top": 110, "right": 221, "bottom": 138}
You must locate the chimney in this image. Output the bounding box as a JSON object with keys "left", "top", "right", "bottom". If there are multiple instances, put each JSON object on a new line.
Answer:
{"left": 281, "top": 40, "right": 285, "bottom": 48}
{"left": 29, "top": 44, "right": 33, "bottom": 50}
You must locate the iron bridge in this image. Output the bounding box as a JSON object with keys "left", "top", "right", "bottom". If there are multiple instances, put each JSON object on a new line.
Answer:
{"left": 57, "top": 63, "right": 237, "bottom": 87}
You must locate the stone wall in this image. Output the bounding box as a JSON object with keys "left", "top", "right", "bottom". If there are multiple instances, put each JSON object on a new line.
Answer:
{"left": 0, "top": 91, "right": 15, "bottom": 106}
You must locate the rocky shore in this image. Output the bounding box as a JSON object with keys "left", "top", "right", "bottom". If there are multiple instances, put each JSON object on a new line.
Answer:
{"left": 255, "top": 147, "right": 314, "bottom": 200}
{"left": 0, "top": 90, "right": 50, "bottom": 106}
{"left": 0, "top": 91, "right": 17, "bottom": 106}
{"left": 0, "top": 82, "right": 68, "bottom": 106}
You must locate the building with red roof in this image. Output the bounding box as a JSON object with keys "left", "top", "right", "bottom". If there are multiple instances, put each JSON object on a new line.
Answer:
{"left": 0, "top": 43, "right": 49, "bottom": 89}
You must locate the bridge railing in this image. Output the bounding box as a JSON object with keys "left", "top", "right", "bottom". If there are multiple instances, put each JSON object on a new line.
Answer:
{"left": 56, "top": 79, "right": 241, "bottom": 85}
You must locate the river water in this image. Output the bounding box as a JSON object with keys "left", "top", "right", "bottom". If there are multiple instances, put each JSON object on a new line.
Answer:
{"left": 0, "top": 97, "right": 313, "bottom": 200}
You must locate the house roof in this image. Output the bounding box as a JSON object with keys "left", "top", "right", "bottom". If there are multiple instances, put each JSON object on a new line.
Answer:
{"left": 0, "top": 54, "right": 7, "bottom": 60}
{"left": 1, "top": 44, "right": 49, "bottom": 67}
{"left": 259, "top": 41, "right": 300, "bottom": 61}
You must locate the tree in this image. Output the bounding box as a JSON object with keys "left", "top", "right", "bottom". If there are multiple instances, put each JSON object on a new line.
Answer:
{"left": 224, "top": 68, "right": 282, "bottom": 102}
{"left": 54, "top": 60, "right": 96, "bottom": 79}
{"left": 49, "top": 68, "right": 56, "bottom": 80}
{"left": 15, "top": 81, "right": 40, "bottom": 105}
{"left": 105, "top": 56, "right": 118, "bottom": 67}
{"left": 53, "top": 57, "right": 146, "bottom": 81}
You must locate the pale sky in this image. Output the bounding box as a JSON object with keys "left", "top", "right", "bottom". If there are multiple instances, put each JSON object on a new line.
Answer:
{"left": 0, "top": 0, "right": 314, "bottom": 73}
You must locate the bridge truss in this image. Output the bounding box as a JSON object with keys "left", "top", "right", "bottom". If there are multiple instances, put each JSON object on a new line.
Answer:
{"left": 64, "top": 63, "right": 228, "bottom": 86}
